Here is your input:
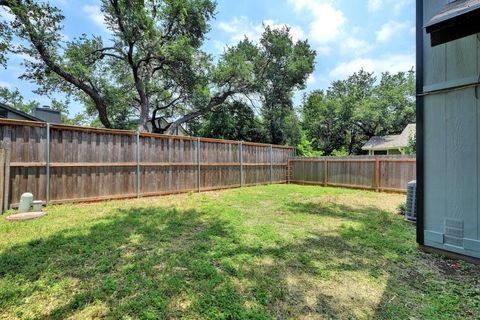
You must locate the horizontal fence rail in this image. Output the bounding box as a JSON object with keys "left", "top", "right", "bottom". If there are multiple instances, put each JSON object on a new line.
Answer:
{"left": 0, "top": 119, "right": 294, "bottom": 209}
{"left": 288, "top": 155, "right": 416, "bottom": 193}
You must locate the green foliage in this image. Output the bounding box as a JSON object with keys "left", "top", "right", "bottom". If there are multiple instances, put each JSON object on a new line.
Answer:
{"left": 331, "top": 148, "right": 349, "bottom": 157}
{"left": 0, "top": 86, "right": 39, "bottom": 112}
{"left": 405, "top": 132, "right": 416, "bottom": 154}
{"left": 191, "top": 101, "right": 267, "bottom": 142}
{"left": 397, "top": 202, "right": 407, "bottom": 215}
{"left": 296, "top": 133, "right": 322, "bottom": 157}
{"left": 256, "top": 26, "right": 315, "bottom": 145}
{"left": 301, "top": 69, "right": 415, "bottom": 155}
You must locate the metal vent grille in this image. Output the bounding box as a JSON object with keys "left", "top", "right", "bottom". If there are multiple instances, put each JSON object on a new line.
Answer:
{"left": 405, "top": 180, "right": 416, "bottom": 221}
{"left": 444, "top": 218, "right": 464, "bottom": 247}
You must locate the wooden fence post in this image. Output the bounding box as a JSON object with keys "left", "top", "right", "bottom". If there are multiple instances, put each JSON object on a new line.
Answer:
{"left": 239, "top": 141, "right": 243, "bottom": 187}
{"left": 375, "top": 158, "right": 380, "bottom": 192}
{"left": 197, "top": 137, "right": 201, "bottom": 192}
{"left": 46, "top": 123, "right": 51, "bottom": 205}
{"left": 0, "top": 149, "right": 4, "bottom": 213}
{"left": 323, "top": 159, "right": 328, "bottom": 187}
{"left": 136, "top": 131, "right": 141, "bottom": 198}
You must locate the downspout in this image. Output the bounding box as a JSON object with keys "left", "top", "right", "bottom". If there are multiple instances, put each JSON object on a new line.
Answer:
{"left": 416, "top": 0, "right": 425, "bottom": 245}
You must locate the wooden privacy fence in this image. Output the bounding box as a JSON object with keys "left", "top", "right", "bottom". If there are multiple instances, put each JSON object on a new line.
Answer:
{"left": 0, "top": 119, "right": 294, "bottom": 210}
{"left": 288, "top": 155, "right": 416, "bottom": 193}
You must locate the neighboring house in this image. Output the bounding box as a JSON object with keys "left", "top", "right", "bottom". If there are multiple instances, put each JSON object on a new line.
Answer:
{"left": 31, "top": 106, "right": 62, "bottom": 123}
{"left": 0, "top": 102, "right": 43, "bottom": 121}
{"left": 418, "top": 0, "right": 480, "bottom": 260}
{"left": 0, "top": 103, "right": 61, "bottom": 123}
{"left": 362, "top": 124, "right": 415, "bottom": 155}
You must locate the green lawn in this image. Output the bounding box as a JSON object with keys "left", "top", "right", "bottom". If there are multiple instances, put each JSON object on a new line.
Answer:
{"left": 0, "top": 185, "right": 479, "bottom": 319}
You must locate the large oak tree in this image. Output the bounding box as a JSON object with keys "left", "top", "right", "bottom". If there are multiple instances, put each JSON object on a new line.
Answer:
{"left": 0, "top": 0, "right": 315, "bottom": 139}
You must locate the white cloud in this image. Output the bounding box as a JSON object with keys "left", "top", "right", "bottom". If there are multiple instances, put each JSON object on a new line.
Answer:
{"left": 306, "top": 74, "right": 316, "bottom": 85}
{"left": 368, "top": 0, "right": 382, "bottom": 12}
{"left": 368, "top": 0, "right": 412, "bottom": 13}
{"left": 340, "top": 37, "right": 372, "bottom": 56}
{"left": 316, "top": 45, "right": 332, "bottom": 56}
{"left": 83, "top": 5, "right": 107, "bottom": 30}
{"left": 217, "top": 16, "right": 305, "bottom": 45}
{"left": 212, "top": 40, "right": 227, "bottom": 53}
{"left": 0, "top": 81, "right": 11, "bottom": 89}
{"left": 329, "top": 53, "right": 415, "bottom": 79}
{"left": 288, "top": 0, "right": 346, "bottom": 44}
{"left": 0, "top": 7, "right": 15, "bottom": 22}
{"left": 218, "top": 17, "right": 247, "bottom": 34}
{"left": 53, "top": 0, "right": 68, "bottom": 5}
{"left": 376, "top": 20, "right": 411, "bottom": 42}
{"left": 263, "top": 20, "right": 305, "bottom": 43}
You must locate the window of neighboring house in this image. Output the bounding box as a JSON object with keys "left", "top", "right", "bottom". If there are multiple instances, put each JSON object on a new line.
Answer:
{"left": 0, "top": 109, "right": 7, "bottom": 118}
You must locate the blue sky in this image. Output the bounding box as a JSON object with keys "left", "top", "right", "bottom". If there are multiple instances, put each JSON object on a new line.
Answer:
{"left": 0, "top": 0, "right": 415, "bottom": 115}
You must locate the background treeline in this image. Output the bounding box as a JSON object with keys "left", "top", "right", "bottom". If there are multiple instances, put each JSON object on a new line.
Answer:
{"left": 188, "top": 69, "right": 415, "bottom": 155}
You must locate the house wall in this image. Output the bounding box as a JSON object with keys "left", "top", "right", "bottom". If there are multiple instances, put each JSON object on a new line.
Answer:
{"left": 6, "top": 110, "right": 31, "bottom": 120}
{"left": 422, "top": 0, "right": 480, "bottom": 258}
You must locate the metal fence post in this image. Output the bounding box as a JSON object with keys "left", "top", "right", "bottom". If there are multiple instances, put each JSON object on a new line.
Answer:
{"left": 197, "top": 137, "right": 201, "bottom": 192}
{"left": 239, "top": 141, "right": 243, "bottom": 187}
{"left": 323, "top": 159, "right": 328, "bottom": 187}
{"left": 270, "top": 145, "right": 273, "bottom": 184}
{"left": 46, "top": 123, "right": 50, "bottom": 205}
{"left": 0, "top": 149, "right": 5, "bottom": 213}
{"left": 136, "top": 131, "right": 141, "bottom": 198}
{"left": 3, "top": 149, "right": 9, "bottom": 212}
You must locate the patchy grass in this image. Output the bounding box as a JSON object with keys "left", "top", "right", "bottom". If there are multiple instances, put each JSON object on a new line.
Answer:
{"left": 0, "top": 185, "right": 479, "bottom": 319}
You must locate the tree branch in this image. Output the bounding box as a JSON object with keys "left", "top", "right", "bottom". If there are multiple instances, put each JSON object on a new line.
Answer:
{"left": 165, "top": 90, "right": 235, "bottom": 134}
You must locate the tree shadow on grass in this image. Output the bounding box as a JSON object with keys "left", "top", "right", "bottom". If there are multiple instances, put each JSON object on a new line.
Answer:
{"left": 1, "top": 207, "right": 235, "bottom": 319}
{"left": 2, "top": 199, "right": 475, "bottom": 319}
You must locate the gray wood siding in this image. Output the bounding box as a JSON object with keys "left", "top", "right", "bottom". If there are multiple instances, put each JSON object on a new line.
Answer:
{"left": 423, "top": 0, "right": 447, "bottom": 88}
{"left": 423, "top": 94, "right": 445, "bottom": 233}
{"left": 445, "top": 89, "right": 477, "bottom": 240}
{"left": 423, "top": 0, "right": 480, "bottom": 258}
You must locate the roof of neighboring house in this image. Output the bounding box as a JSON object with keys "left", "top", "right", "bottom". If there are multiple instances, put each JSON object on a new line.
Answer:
{"left": 362, "top": 124, "right": 416, "bottom": 151}
{"left": 0, "top": 102, "right": 43, "bottom": 122}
